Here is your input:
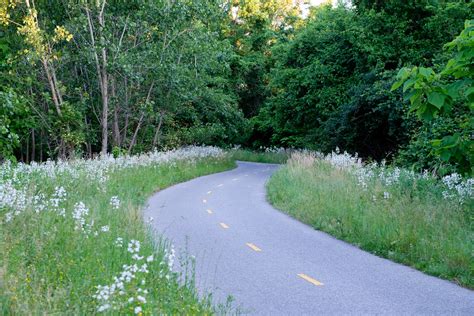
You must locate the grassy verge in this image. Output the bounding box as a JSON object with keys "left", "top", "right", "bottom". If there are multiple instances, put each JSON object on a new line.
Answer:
{"left": 229, "top": 148, "right": 290, "bottom": 164}
{"left": 1, "top": 147, "right": 235, "bottom": 314}
{"left": 267, "top": 152, "right": 473, "bottom": 288}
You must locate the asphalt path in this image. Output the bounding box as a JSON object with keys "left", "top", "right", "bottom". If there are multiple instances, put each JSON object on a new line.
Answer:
{"left": 144, "top": 161, "right": 474, "bottom": 315}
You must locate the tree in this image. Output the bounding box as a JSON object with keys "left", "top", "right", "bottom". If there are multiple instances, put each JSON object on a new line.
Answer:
{"left": 224, "top": 0, "right": 302, "bottom": 118}
{"left": 0, "top": 0, "right": 80, "bottom": 158}
{"left": 392, "top": 20, "right": 474, "bottom": 174}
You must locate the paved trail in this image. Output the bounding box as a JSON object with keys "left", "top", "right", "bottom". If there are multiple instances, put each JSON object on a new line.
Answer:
{"left": 144, "top": 161, "right": 474, "bottom": 315}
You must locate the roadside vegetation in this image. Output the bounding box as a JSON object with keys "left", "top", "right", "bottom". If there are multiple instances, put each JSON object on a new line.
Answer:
{"left": 267, "top": 152, "right": 473, "bottom": 288}
{"left": 229, "top": 147, "right": 290, "bottom": 164}
{"left": 2, "top": 1, "right": 472, "bottom": 177}
{"left": 1, "top": 147, "right": 235, "bottom": 314}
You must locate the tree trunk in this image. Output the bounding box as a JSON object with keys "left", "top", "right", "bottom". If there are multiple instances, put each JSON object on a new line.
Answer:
{"left": 128, "top": 82, "right": 154, "bottom": 154}
{"left": 50, "top": 63, "right": 64, "bottom": 106}
{"left": 99, "top": 2, "right": 109, "bottom": 155}
{"left": 100, "top": 49, "right": 109, "bottom": 155}
{"left": 111, "top": 77, "right": 121, "bottom": 147}
{"left": 26, "top": 132, "right": 29, "bottom": 163}
{"left": 128, "top": 112, "right": 144, "bottom": 155}
{"left": 121, "top": 77, "right": 129, "bottom": 145}
{"left": 40, "top": 130, "right": 44, "bottom": 161}
{"left": 113, "top": 106, "right": 120, "bottom": 146}
{"left": 152, "top": 112, "right": 164, "bottom": 148}
{"left": 41, "top": 59, "right": 62, "bottom": 116}
{"left": 31, "top": 128, "right": 35, "bottom": 162}
{"left": 86, "top": 2, "right": 109, "bottom": 156}
{"left": 122, "top": 112, "right": 129, "bottom": 146}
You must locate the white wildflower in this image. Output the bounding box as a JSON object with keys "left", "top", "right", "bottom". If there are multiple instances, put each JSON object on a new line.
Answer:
{"left": 97, "top": 303, "right": 111, "bottom": 312}
{"left": 5, "top": 212, "right": 13, "bottom": 223}
{"left": 132, "top": 254, "right": 144, "bottom": 261}
{"left": 128, "top": 240, "right": 140, "bottom": 254}
{"left": 72, "top": 202, "right": 89, "bottom": 231}
{"left": 115, "top": 237, "right": 123, "bottom": 247}
{"left": 110, "top": 196, "right": 120, "bottom": 209}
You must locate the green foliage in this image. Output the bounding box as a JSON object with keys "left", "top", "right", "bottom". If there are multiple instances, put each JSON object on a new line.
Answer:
{"left": 1, "top": 0, "right": 473, "bottom": 174}
{"left": 111, "top": 146, "right": 127, "bottom": 158}
{"left": 392, "top": 20, "right": 474, "bottom": 174}
{"left": 325, "top": 72, "right": 411, "bottom": 159}
{"left": 395, "top": 118, "right": 457, "bottom": 175}
{"left": 1, "top": 0, "right": 249, "bottom": 160}
{"left": 225, "top": 0, "right": 302, "bottom": 118}
{"left": 0, "top": 89, "right": 31, "bottom": 161}
{"left": 229, "top": 147, "right": 290, "bottom": 163}
{"left": 256, "top": 5, "right": 359, "bottom": 149}
{"left": 251, "top": 0, "right": 472, "bottom": 173}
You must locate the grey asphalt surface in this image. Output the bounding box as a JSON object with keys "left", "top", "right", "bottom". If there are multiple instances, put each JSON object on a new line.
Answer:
{"left": 144, "top": 161, "right": 474, "bottom": 315}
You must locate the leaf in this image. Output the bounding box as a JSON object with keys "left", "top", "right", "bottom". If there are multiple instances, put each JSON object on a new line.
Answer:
{"left": 420, "top": 104, "right": 435, "bottom": 121}
{"left": 445, "top": 81, "right": 464, "bottom": 99}
{"left": 396, "top": 67, "right": 411, "bottom": 80}
{"left": 404, "top": 90, "right": 416, "bottom": 103}
{"left": 409, "top": 90, "right": 422, "bottom": 106}
{"left": 465, "top": 86, "right": 474, "bottom": 99}
{"left": 402, "top": 78, "right": 416, "bottom": 92}
{"left": 441, "top": 134, "right": 460, "bottom": 149}
{"left": 439, "top": 149, "right": 451, "bottom": 161}
{"left": 419, "top": 67, "right": 434, "bottom": 78}
{"left": 431, "top": 139, "right": 442, "bottom": 147}
{"left": 390, "top": 79, "right": 404, "bottom": 91}
{"left": 427, "top": 91, "right": 445, "bottom": 109}
{"left": 443, "top": 58, "right": 456, "bottom": 73}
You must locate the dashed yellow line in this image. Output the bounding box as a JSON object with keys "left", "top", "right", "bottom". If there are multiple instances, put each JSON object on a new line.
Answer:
{"left": 206, "top": 209, "right": 213, "bottom": 214}
{"left": 298, "top": 273, "right": 323, "bottom": 286}
{"left": 220, "top": 223, "right": 229, "bottom": 229}
{"left": 246, "top": 243, "right": 262, "bottom": 252}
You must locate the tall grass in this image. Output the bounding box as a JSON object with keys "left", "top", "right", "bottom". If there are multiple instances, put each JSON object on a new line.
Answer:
{"left": 1, "top": 147, "right": 235, "bottom": 314}
{"left": 229, "top": 148, "right": 291, "bottom": 164}
{"left": 267, "top": 152, "right": 473, "bottom": 288}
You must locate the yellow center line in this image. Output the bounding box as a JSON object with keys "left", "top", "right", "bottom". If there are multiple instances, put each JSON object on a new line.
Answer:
{"left": 297, "top": 273, "right": 324, "bottom": 286}
{"left": 206, "top": 209, "right": 213, "bottom": 214}
{"left": 220, "top": 223, "right": 229, "bottom": 229}
{"left": 207, "top": 190, "right": 212, "bottom": 194}
{"left": 202, "top": 199, "right": 207, "bottom": 203}
{"left": 246, "top": 243, "right": 262, "bottom": 252}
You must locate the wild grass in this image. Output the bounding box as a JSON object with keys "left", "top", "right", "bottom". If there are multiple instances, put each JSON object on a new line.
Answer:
{"left": 267, "top": 152, "right": 474, "bottom": 288}
{"left": 229, "top": 148, "right": 291, "bottom": 164}
{"left": 1, "top": 147, "right": 235, "bottom": 314}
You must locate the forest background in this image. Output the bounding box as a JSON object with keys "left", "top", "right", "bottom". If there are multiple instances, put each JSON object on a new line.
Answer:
{"left": 0, "top": 0, "right": 472, "bottom": 175}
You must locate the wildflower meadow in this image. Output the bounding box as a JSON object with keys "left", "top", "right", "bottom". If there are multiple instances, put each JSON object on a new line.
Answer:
{"left": 1, "top": 146, "right": 234, "bottom": 314}
{"left": 267, "top": 151, "right": 474, "bottom": 288}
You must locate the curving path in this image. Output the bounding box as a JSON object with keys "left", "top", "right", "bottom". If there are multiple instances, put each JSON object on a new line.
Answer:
{"left": 144, "top": 161, "right": 474, "bottom": 315}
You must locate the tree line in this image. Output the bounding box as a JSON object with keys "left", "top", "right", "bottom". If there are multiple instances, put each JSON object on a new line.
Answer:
{"left": 0, "top": 0, "right": 472, "bottom": 174}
